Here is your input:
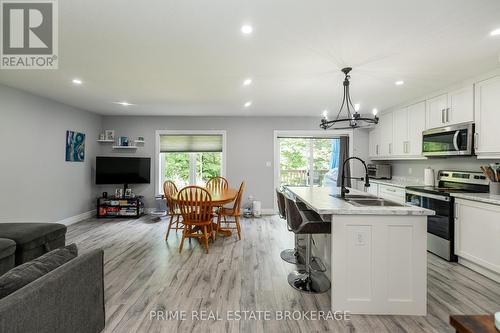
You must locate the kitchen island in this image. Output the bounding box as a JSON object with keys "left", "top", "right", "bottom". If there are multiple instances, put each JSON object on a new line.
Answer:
{"left": 287, "top": 186, "right": 434, "bottom": 316}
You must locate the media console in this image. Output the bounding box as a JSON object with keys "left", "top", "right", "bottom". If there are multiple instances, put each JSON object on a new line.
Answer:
{"left": 97, "top": 196, "right": 145, "bottom": 218}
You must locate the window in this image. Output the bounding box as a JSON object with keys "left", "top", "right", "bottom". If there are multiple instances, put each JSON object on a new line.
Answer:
{"left": 157, "top": 132, "right": 225, "bottom": 192}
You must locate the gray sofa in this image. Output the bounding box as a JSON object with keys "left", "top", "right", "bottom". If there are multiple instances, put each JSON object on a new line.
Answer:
{"left": 0, "top": 249, "right": 105, "bottom": 333}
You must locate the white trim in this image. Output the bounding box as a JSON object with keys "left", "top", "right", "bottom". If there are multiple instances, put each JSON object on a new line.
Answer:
{"left": 155, "top": 130, "right": 227, "bottom": 196}
{"left": 273, "top": 129, "right": 354, "bottom": 212}
{"left": 260, "top": 208, "right": 276, "bottom": 215}
{"left": 0, "top": 210, "right": 95, "bottom": 225}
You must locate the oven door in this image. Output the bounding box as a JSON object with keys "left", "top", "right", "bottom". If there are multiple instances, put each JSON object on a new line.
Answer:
{"left": 405, "top": 190, "right": 457, "bottom": 261}
{"left": 422, "top": 123, "right": 473, "bottom": 156}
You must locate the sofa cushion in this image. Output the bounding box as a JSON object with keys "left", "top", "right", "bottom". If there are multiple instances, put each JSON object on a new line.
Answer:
{"left": 0, "top": 243, "right": 78, "bottom": 299}
{"left": 0, "top": 223, "right": 67, "bottom": 251}
{"left": 0, "top": 239, "right": 16, "bottom": 260}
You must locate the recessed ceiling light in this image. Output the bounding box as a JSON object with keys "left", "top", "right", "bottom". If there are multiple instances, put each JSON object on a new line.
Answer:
{"left": 490, "top": 28, "right": 500, "bottom": 36}
{"left": 244, "top": 101, "right": 252, "bottom": 108}
{"left": 354, "top": 103, "right": 361, "bottom": 112}
{"left": 372, "top": 108, "right": 378, "bottom": 115}
{"left": 241, "top": 25, "right": 253, "bottom": 35}
{"left": 113, "top": 101, "right": 134, "bottom": 106}
{"left": 243, "top": 78, "right": 252, "bottom": 86}
{"left": 72, "top": 78, "right": 82, "bottom": 85}
{"left": 395, "top": 80, "right": 405, "bottom": 86}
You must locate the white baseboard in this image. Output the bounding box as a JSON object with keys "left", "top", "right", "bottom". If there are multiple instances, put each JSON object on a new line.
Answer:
{"left": 57, "top": 210, "right": 95, "bottom": 226}
{"left": 458, "top": 257, "right": 500, "bottom": 283}
{"left": 261, "top": 208, "right": 276, "bottom": 215}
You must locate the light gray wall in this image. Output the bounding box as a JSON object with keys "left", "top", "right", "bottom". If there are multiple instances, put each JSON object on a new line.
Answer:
{"left": 387, "top": 157, "right": 499, "bottom": 181}
{"left": 99, "top": 116, "right": 369, "bottom": 210}
{"left": 0, "top": 84, "right": 101, "bottom": 222}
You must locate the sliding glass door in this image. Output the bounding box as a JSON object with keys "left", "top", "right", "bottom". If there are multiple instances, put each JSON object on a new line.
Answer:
{"left": 279, "top": 137, "right": 339, "bottom": 187}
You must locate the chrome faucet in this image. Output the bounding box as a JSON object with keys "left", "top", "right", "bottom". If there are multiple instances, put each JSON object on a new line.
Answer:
{"left": 340, "top": 157, "right": 370, "bottom": 198}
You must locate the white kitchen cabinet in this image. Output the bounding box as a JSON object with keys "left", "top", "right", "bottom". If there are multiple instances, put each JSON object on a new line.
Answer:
{"left": 447, "top": 86, "right": 473, "bottom": 125}
{"left": 474, "top": 75, "right": 500, "bottom": 159}
{"left": 379, "top": 112, "right": 393, "bottom": 157}
{"left": 369, "top": 127, "right": 380, "bottom": 158}
{"left": 393, "top": 108, "right": 408, "bottom": 156}
{"left": 425, "top": 86, "right": 473, "bottom": 129}
{"left": 455, "top": 199, "right": 500, "bottom": 282}
{"left": 406, "top": 101, "right": 426, "bottom": 156}
{"left": 426, "top": 93, "right": 448, "bottom": 129}
{"left": 378, "top": 184, "right": 406, "bottom": 203}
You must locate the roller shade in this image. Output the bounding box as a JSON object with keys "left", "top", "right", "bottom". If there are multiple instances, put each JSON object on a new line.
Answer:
{"left": 160, "top": 135, "right": 223, "bottom": 153}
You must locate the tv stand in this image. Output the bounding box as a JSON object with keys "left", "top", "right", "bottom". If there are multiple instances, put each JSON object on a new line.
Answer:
{"left": 97, "top": 196, "right": 145, "bottom": 218}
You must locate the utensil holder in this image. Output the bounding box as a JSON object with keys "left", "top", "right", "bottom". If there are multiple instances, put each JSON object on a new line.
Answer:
{"left": 489, "top": 182, "right": 500, "bottom": 195}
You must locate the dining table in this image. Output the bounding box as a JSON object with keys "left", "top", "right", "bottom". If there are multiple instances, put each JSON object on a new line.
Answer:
{"left": 170, "top": 187, "right": 239, "bottom": 237}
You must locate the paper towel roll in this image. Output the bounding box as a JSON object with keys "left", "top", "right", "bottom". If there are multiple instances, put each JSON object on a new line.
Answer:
{"left": 424, "top": 167, "right": 435, "bottom": 186}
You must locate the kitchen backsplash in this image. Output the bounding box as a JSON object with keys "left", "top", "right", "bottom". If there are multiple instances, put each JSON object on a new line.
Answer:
{"left": 388, "top": 157, "right": 500, "bottom": 181}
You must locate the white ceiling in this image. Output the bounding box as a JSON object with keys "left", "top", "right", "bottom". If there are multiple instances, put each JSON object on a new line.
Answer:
{"left": 1, "top": 0, "right": 500, "bottom": 116}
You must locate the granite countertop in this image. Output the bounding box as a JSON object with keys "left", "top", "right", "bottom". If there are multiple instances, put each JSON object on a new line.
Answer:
{"left": 287, "top": 186, "right": 435, "bottom": 216}
{"left": 451, "top": 192, "right": 500, "bottom": 206}
{"left": 369, "top": 178, "right": 424, "bottom": 189}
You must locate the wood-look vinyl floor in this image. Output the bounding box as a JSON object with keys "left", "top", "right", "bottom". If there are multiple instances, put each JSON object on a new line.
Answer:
{"left": 67, "top": 215, "right": 500, "bottom": 333}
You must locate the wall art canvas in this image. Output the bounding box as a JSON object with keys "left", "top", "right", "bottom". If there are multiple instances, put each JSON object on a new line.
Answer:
{"left": 65, "top": 130, "right": 86, "bottom": 162}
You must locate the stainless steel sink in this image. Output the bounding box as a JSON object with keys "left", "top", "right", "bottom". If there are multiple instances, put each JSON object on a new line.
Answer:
{"left": 330, "top": 194, "right": 373, "bottom": 199}
{"left": 344, "top": 198, "right": 406, "bottom": 207}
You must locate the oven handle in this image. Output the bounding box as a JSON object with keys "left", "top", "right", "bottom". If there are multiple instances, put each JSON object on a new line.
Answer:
{"left": 453, "top": 130, "right": 460, "bottom": 151}
{"left": 405, "top": 190, "right": 450, "bottom": 202}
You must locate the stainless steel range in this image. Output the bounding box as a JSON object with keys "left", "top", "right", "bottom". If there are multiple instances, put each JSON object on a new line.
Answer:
{"left": 405, "top": 170, "right": 489, "bottom": 261}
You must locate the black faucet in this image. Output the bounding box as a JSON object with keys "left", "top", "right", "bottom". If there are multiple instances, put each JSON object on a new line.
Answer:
{"left": 340, "top": 157, "right": 370, "bottom": 198}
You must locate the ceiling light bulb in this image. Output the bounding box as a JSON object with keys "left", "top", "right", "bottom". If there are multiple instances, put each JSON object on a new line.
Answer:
{"left": 395, "top": 80, "right": 405, "bottom": 86}
{"left": 244, "top": 101, "right": 252, "bottom": 108}
{"left": 113, "top": 101, "right": 134, "bottom": 106}
{"left": 72, "top": 79, "right": 82, "bottom": 85}
{"left": 490, "top": 28, "right": 500, "bottom": 36}
{"left": 372, "top": 108, "right": 378, "bottom": 115}
{"left": 241, "top": 25, "right": 253, "bottom": 34}
{"left": 243, "top": 78, "right": 252, "bottom": 86}
{"left": 354, "top": 103, "right": 360, "bottom": 111}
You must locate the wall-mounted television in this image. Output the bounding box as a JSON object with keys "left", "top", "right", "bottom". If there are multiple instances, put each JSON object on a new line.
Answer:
{"left": 95, "top": 157, "right": 151, "bottom": 185}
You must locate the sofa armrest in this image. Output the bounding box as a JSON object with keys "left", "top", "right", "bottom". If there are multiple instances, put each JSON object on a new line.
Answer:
{"left": 0, "top": 249, "right": 105, "bottom": 333}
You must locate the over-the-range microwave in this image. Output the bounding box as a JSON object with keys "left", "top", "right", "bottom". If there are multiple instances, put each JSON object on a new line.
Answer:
{"left": 422, "top": 123, "right": 474, "bottom": 157}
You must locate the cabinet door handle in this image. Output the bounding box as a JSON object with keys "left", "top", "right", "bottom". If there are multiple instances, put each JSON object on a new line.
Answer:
{"left": 474, "top": 132, "right": 478, "bottom": 150}
{"left": 441, "top": 109, "right": 445, "bottom": 123}
{"left": 376, "top": 144, "right": 379, "bottom": 155}
{"left": 389, "top": 143, "right": 392, "bottom": 155}
{"left": 446, "top": 108, "right": 450, "bottom": 123}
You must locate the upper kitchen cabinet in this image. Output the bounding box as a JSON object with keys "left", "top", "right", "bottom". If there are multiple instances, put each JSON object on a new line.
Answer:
{"left": 392, "top": 107, "right": 408, "bottom": 156}
{"left": 425, "top": 86, "right": 474, "bottom": 129}
{"left": 379, "top": 112, "right": 393, "bottom": 156}
{"left": 369, "top": 126, "right": 380, "bottom": 158}
{"left": 474, "top": 75, "right": 500, "bottom": 159}
{"left": 406, "top": 101, "right": 426, "bottom": 156}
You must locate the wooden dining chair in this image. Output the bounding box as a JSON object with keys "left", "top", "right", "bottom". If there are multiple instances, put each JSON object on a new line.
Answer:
{"left": 217, "top": 182, "right": 245, "bottom": 240}
{"left": 206, "top": 176, "right": 229, "bottom": 192}
{"left": 176, "top": 186, "right": 214, "bottom": 254}
{"left": 163, "top": 180, "right": 182, "bottom": 240}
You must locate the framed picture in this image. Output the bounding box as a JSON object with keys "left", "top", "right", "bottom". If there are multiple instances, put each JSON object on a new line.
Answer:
{"left": 115, "top": 188, "right": 123, "bottom": 198}
{"left": 105, "top": 130, "right": 115, "bottom": 141}
{"left": 65, "top": 130, "right": 85, "bottom": 162}
{"left": 124, "top": 188, "right": 133, "bottom": 198}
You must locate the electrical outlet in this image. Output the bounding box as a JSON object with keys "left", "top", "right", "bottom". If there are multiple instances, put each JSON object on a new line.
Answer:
{"left": 354, "top": 232, "right": 366, "bottom": 246}
{"left": 265, "top": 161, "right": 272, "bottom": 167}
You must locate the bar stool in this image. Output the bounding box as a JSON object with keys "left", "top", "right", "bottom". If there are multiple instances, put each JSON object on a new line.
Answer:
{"left": 284, "top": 196, "right": 331, "bottom": 294}
{"left": 276, "top": 188, "right": 304, "bottom": 265}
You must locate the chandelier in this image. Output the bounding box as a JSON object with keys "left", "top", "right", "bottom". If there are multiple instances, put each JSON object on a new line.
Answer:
{"left": 320, "top": 67, "right": 379, "bottom": 129}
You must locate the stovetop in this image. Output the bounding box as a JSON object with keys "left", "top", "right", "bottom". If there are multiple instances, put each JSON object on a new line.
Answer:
{"left": 406, "top": 185, "right": 485, "bottom": 196}
{"left": 406, "top": 170, "right": 490, "bottom": 196}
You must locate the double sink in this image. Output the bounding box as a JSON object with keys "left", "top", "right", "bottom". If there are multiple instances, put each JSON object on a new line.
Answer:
{"left": 332, "top": 194, "right": 406, "bottom": 207}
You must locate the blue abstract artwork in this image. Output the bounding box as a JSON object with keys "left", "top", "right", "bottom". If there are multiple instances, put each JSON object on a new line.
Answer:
{"left": 65, "top": 130, "right": 85, "bottom": 162}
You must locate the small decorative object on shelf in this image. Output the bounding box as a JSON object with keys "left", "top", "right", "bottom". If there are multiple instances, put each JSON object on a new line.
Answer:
{"left": 124, "top": 188, "right": 133, "bottom": 198}
{"left": 118, "top": 136, "right": 129, "bottom": 146}
{"left": 105, "top": 129, "right": 115, "bottom": 141}
{"left": 115, "top": 188, "right": 123, "bottom": 198}
{"left": 97, "top": 196, "right": 144, "bottom": 218}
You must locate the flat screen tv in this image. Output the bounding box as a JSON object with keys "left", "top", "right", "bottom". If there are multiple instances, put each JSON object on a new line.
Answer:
{"left": 96, "top": 157, "right": 151, "bottom": 185}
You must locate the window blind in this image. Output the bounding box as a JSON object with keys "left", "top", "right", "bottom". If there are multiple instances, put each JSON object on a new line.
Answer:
{"left": 160, "top": 135, "right": 223, "bottom": 153}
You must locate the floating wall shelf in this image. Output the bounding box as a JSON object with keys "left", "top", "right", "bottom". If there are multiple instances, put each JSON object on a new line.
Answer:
{"left": 97, "top": 139, "right": 115, "bottom": 143}
{"left": 112, "top": 146, "right": 138, "bottom": 149}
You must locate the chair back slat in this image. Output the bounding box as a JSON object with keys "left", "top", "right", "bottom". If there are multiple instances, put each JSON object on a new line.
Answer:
{"left": 276, "top": 188, "right": 286, "bottom": 219}
{"left": 231, "top": 182, "right": 245, "bottom": 214}
{"left": 206, "top": 176, "right": 229, "bottom": 193}
{"left": 163, "top": 181, "right": 179, "bottom": 214}
{"left": 177, "top": 186, "right": 213, "bottom": 225}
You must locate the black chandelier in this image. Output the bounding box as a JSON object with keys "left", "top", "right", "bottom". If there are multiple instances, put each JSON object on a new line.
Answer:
{"left": 320, "top": 67, "right": 379, "bottom": 129}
